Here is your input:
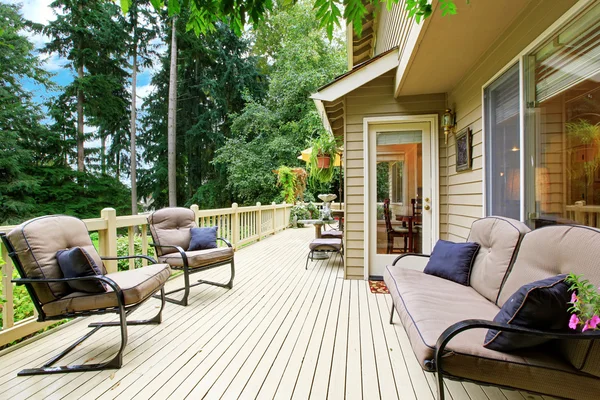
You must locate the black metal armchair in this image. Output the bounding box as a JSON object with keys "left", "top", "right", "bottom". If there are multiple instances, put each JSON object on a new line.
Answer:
{"left": 147, "top": 207, "right": 235, "bottom": 306}
{"left": 0, "top": 215, "right": 171, "bottom": 376}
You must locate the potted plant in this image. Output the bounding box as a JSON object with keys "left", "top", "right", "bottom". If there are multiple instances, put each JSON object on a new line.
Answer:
{"left": 309, "top": 130, "right": 340, "bottom": 184}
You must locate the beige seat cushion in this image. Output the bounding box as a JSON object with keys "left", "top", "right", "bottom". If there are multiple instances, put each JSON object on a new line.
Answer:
{"left": 8, "top": 215, "right": 107, "bottom": 304}
{"left": 309, "top": 238, "right": 342, "bottom": 251}
{"left": 498, "top": 225, "right": 600, "bottom": 378}
{"left": 384, "top": 266, "right": 500, "bottom": 365}
{"left": 42, "top": 263, "right": 171, "bottom": 317}
{"left": 384, "top": 266, "right": 600, "bottom": 399}
{"left": 148, "top": 208, "right": 196, "bottom": 256}
{"left": 467, "top": 216, "right": 530, "bottom": 304}
{"left": 321, "top": 230, "right": 343, "bottom": 239}
{"left": 158, "top": 247, "right": 234, "bottom": 268}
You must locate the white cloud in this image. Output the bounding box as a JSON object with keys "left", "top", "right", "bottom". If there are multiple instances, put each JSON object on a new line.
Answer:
{"left": 135, "top": 84, "right": 156, "bottom": 109}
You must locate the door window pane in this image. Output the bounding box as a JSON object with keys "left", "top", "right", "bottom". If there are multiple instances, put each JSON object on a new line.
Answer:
{"left": 376, "top": 131, "right": 422, "bottom": 254}
{"left": 485, "top": 64, "right": 521, "bottom": 219}
{"left": 525, "top": 3, "right": 600, "bottom": 228}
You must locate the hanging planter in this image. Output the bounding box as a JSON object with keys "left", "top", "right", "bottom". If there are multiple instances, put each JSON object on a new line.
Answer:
{"left": 308, "top": 130, "right": 340, "bottom": 184}
{"left": 316, "top": 154, "right": 331, "bottom": 169}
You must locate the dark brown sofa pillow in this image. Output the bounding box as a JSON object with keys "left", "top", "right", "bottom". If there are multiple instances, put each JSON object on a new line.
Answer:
{"left": 484, "top": 274, "right": 571, "bottom": 351}
{"left": 56, "top": 247, "right": 107, "bottom": 293}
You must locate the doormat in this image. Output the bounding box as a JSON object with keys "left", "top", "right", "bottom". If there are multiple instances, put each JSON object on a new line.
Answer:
{"left": 369, "top": 280, "right": 389, "bottom": 294}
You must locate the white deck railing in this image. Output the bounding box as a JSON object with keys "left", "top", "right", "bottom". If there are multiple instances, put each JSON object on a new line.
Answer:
{"left": 0, "top": 202, "right": 292, "bottom": 347}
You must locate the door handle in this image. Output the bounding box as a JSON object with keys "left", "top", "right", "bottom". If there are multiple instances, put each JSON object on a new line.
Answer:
{"left": 424, "top": 205, "right": 431, "bottom": 211}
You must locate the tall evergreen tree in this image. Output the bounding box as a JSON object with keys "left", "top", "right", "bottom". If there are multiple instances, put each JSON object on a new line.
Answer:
{"left": 124, "top": 0, "right": 159, "bottom": 213}
{"left": 0, "top": 4, "right": 51, "bottom": 222}
{"left": 43, "top": 0, "right": 130, "bottom": 173}
{"left": 139, "top": 19, "right": 266, "bottom": 209}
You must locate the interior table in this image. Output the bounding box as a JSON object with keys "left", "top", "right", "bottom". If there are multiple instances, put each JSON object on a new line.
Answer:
{"left": 395, "top": 215, "right": 418, "bottom": 253}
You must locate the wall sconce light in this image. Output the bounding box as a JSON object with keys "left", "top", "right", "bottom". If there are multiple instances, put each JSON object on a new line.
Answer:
{"left": 442, "top": 108, "right": 456, "bottom": 144}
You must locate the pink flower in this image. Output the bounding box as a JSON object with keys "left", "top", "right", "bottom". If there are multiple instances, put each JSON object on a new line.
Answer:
{"left": 571, "top": 292, "right": 578, "bottom": 303}
{"left": 569, "top": 314, "right": 580, "bottom": 330}
{"left": 582, "top": 322, "right": 590, "bottom": 332}
{"left": 589, "top": 315, "right": 600, "bottom": 330}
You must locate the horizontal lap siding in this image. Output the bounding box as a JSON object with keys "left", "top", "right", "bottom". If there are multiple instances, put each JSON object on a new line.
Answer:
{"left": 344, "top": 71, "right": 445, "bottom": 279}
{"left": 445, "top": 0, "right": 576, "bottom": 242}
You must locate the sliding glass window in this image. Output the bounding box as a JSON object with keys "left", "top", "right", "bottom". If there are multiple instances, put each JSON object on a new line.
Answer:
{"left": 484, "top": 64, "right": 521, "bottom": 220}
{"left": 524, "top": 2, "right": 600, "bottom": 228}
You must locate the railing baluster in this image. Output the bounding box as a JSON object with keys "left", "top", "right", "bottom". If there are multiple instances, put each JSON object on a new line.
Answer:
{"left": 128, "top": 226, "right": 135, "bottom": 270}
{"left": 141, "top": 224, "right": 148, "bottom": 267}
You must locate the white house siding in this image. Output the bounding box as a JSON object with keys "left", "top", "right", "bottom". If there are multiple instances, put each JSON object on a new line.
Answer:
{"left": 343, "top": 70, "right": 445, "bottom": 279}
{"left": 445, "top": 0, "right": 576, "bottom": 241}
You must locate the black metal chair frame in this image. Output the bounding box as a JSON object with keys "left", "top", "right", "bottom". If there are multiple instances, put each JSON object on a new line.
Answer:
{"left": 388, "top": 253, "right": 600, "bottom": 400}
{"left": 0, "top": 233, "right": 166, "bottom": 377}
{"left": 305, "top": 243, "right": 344, "bottom": 270}
{"left": 151, "top": 238, "right": 235, "bottom": 306}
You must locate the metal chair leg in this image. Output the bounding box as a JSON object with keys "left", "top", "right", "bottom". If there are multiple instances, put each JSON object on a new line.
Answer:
{"left": 390, "top": 303, "right": 395, "bottom": 324}
{"left": 437, "top": 371, "right": 446, "bottom": 400}
{"left": 17, "top": 301, "right": 129, "bottom": 376}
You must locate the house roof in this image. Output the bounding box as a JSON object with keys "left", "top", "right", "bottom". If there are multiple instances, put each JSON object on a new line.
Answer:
{"left": 311, "top": 47, "right": 399, "bottom": 138}
{"left": 347, "top": 1, "right": 377, "bottom": 68}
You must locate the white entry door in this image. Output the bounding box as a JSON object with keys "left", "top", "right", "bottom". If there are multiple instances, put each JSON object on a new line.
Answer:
{"left": 366, "top": 119, "right": 437, "bottom": 278}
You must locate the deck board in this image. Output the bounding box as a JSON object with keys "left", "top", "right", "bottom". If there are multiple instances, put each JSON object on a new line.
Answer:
{"left": 0, "top": 228, "right": 549, "bottom": 399}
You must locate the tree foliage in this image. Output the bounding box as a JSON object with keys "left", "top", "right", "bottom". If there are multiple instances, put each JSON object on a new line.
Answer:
{"left": 0, "top": 4, "right": 131, "bottom": 225}
{"left": 120, "top": 0, "right": 460, "bottom": 40}
{"left": 214, "top": 1, "right": 346, "bottom": 205}
{"left": 139, "top": 18, "right": 266, "bottom": 209}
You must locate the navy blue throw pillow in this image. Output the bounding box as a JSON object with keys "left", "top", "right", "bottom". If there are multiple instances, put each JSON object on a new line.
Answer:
{"left": 484, "top": 275, "right": 571, "bottom": 352}
{"left": 56, "top": 247, "right": 106, "bottom": 293}
{"left": 423, "top": 240, "right": 480, "bottom": 286}
{"left": 189, "top": 226, "right": 218, "bottom": 251}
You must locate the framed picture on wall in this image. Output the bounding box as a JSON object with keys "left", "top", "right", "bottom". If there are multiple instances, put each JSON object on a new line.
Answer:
{"left": 455, "top": 127, "right": 472, "bottom": 172}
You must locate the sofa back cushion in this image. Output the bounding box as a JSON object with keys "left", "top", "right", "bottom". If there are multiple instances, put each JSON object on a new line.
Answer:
{"left": 7, "top": 215, "right": 106, "bottom": 304}
{"left": 148, "top": 207, "right": 196, "bottom": 256}
{"left": 467, "top": 216, "right": 530, "bottom": 304}
{"left": 498, "top": 225, "right": 600, "bottom": 377}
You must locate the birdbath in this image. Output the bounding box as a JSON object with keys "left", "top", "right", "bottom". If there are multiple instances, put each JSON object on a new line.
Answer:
{"left": 318, "top": 194, "right": 337, "bottom": 221}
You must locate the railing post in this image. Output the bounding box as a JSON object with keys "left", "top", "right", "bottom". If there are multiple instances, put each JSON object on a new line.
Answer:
{"left": 1, "top": 245, "right": 15, "bottom": 329}
{"left": 232, "top": 203, "right": 239, "bottom": 250}
{"left": 190, "top": 204, "right": 200, "bottom": 225}
{"left": 282, "top": 201, "right": 287, "bottom": 230}
{"left": 99, "top": 208, "right": 118, "bottom": 273}
{"left": 256, "top": 202, "right": 262, "bottom": 241}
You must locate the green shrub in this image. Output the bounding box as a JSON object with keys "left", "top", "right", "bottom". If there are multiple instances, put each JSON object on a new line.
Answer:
{"left": 116, "top": 234, "right": 156, "bottom": 271}
{"left": 290, "top": 204, "right": 310, "bottom": 228}
{"left": 0, "top": 266, "right": 34, "bottom": 328}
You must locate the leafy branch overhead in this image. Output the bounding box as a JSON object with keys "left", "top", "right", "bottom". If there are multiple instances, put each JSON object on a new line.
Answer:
{"left": 118, "top": 0, "right": 460, "bottom": 38}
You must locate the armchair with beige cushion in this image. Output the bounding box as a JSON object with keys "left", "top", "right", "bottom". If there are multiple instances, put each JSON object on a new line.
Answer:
{"left": 147, "top": 207, "right": 235, "bottom": 306}
{"left": 0, "top": 215, "right": 171, "bottom": 376}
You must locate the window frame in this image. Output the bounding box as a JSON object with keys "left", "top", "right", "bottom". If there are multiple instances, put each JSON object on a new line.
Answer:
{"left": 481, "top": 0, "right": 595, "bottom": 222}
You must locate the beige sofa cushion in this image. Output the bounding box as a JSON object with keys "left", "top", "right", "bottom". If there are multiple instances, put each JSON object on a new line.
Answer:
{"left": 384, "top": 266, "right": 501, "bottom": 365}
{"left": 42, "top": 263, "right": 171, "bottom": 317}
{"left": 467, "top": 217, "right": 530, "bottom": 304}
{"left": 147, "top": 208, "right": 196, "bottom": 256}
{"left": 498, "top": 225, "right": 600, "bottom": 377}
{"left": 384, "top": 265, "right": 600, "bottom": 399}
{"left": 159, "top": 247, "right": 234, "bottom": 268}
{"left": 7, "top": 216, "right": 107, "bottom": 304}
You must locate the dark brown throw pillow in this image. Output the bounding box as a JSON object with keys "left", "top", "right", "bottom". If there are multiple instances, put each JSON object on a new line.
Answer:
{"left": 56, "top": 247, "right": 107, "bottom": 293}
{"left": 484, "top": 274, "right": 571, "bottom": 352}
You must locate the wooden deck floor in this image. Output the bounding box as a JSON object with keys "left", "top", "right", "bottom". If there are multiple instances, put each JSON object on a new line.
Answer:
{"left": 0, "top": 228, "right": 544, "bottom": 400}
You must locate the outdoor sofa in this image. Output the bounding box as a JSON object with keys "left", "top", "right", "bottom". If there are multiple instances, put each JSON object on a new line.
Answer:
{"left": 385, "top": 216, "right": 600, "bottom": 399}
